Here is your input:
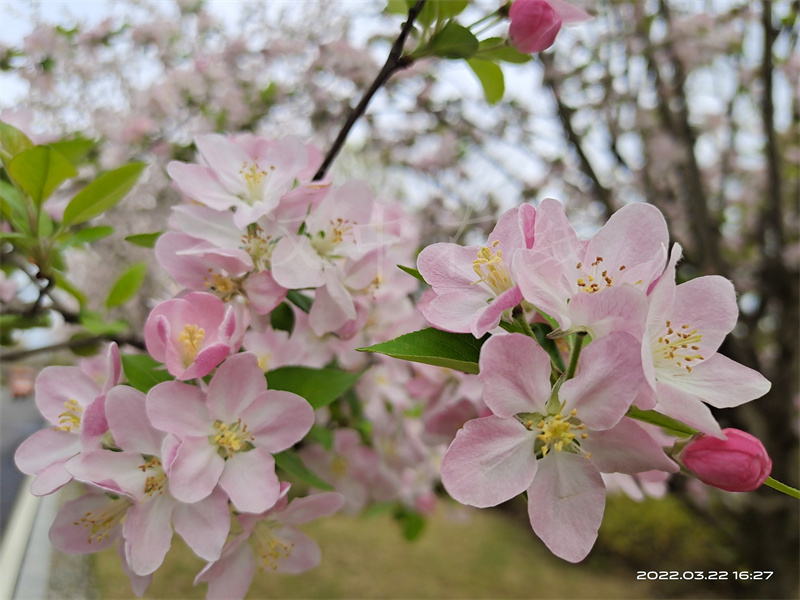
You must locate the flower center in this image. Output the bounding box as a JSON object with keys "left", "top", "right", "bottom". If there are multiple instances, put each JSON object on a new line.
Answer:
{"left": 212, "top": 418, "right": 254, "bottom": 459}
{"left": 310, "top": 218, "right": 354, "bottom": 258}
{"left": 472, "top": 241, "right": 513, "bottom": 296}
{"left": 522, "top": 409, "right": 589, "bottom": 458}
{"left": 251, "top": 521, "right": 295, "bottom": 571}
{"left": 138, "top": 457, "right": 167, "bottom": 497}
{"left": 330, "top": 455, "right": 348, "bottom": 477}
{"left": 178, "top": 324, "right": 205, "bottom": 365}
{"left": 241, "top": 225, "right": 274, "bottom": 271}
{"left": 55, "top": 399, "right": 83, "bottom": 432}
{"left": 75, "top": 496, "right": 131, "bottom": 544}
{"left": 653, "top": 320, "right": 704, "bottom": 373}
{"left": 239, "top": 161, "right": 274, "bottom": 205}
{"left": 576, "top": 256, "right": 627, "bottom": 293}
{"left": 204, "top": 269, "right": 240, "bottom": 302}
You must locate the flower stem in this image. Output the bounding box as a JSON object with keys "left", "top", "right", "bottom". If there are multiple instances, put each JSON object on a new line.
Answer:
{"left": 564, "top": 332, "right": 586, "bottom": 380}
{"left": 515, "top": 314, "right": 536, "bottom": 339}
{"left": 763, "top": 476, "right": 800, "bottom": 499}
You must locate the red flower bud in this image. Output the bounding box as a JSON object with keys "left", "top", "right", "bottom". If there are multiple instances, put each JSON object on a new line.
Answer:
{"left": 508, "top": 0, "right": 562, "bottom": 54}
{"left": 680, "top": 428, "right": 772, "bottom": 492}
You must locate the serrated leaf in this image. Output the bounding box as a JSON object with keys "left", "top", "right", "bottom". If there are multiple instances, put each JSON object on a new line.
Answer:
{"left": 397, "top": 264, "right": 425, "bottom": 283}
{"left": 7, "top": 146, "right": 77, "bottom": 206}
{"left": 467, "top": 58, "right": 505, "bottom": 104}
{"left": 62, "top": 162, "right": 145, "bottom": 225}
{"left": 0, "top": 120, "right": 34, "bottom": 167}
{"left": 121, "top": 353, "right": 173, "bottom": 393}
{"left": 424, "top": 22, "right": 478, "bottom": 59}
{"left": 266, "top": 366, "right": 363, "bottom": 410}
{"left": 124, "top": 231, "right": 162, "bottom": 248}
{"left": 357, "top": 327, "right": 488, "bottom": 374}
{"left": 105, "top": 262, "right": 147, "bottom": 309}
{"left": 273, "top": 449, "right": 334, "bottom": 491}
{"left": 61, "top": 225, "right": 115, "bottom": 248}
{"left": 477, "top": 37, "right": 533, "bottom": 63}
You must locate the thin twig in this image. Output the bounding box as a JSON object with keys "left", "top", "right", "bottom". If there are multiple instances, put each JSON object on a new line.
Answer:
{"left": 0, "top": 333, "right": 145, "bottom": 363}
{"left": 313, "top": 0, "right": 427, "bottom": 181}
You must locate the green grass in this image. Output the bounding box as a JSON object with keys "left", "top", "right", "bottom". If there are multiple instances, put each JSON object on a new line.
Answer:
{"left": 92, "top": 500, "right": 651, "bottom": 599}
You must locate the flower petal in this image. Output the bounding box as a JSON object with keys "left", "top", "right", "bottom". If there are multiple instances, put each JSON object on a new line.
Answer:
{"left": 441, "top": 416, "right": 538, "bottom": 508}
{"left": 583, "top": 418, "right": 679, "bottom": 474}
{"left": 527, "top": 451, "right": 605, "bottom": 563}
{"left": 219, "top": 447, "right": 281, "bottom": 513}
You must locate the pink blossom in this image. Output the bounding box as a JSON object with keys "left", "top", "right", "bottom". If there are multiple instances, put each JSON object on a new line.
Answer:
{"left": 299, "top": 428, "right": 380, "bottom": 515}
{"left": 143, "top": 291, "right": 247, "bottom": 380}
{"left": 441, "top": 333, "right": 677, "bottom": 562}
{"left": 65, "top": 385, "right": 230, "bottom": 576}
{"left": 14, "top": 343, "right": 121, "bottom": 495}
{"left": 641, "top": 245, "right": 772, "bottom": 435}
{"left": 678, "top": 428, "right": 772, "bottom": 492}
{"left": 509, "top": 0, "right": 591, "bottom": 54}
{"left": 196, "top": 484, "right": 344, "bottom": 600}
{"left": 166, "top": 134, "right": 309, "bottom": 229}
{"left": 417, "top": 204, "right": 536, "bottom": 337}
{"left": 146, "top": 352, "right": 314, "bottom": 513}
{"left": 513, "top": 199, "right": 669, "bottom": 334}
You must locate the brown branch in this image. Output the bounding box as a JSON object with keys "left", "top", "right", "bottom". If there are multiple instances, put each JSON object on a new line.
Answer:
{"left": 313, "top": 0, "right": 427, "bottom": 181}
{"left": 0, "top": 333, "right": 145, "bottom": 363}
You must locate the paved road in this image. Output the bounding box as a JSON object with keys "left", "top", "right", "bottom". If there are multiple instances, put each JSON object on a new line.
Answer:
{"left": 1, "top": 379, "right": 44, "bottom": 537}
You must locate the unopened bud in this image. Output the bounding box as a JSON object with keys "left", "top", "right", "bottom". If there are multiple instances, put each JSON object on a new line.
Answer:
{"left": 679, "top": 428, "right": 772, "bottom": 492}
{"left": 508, "top": 0, "right": 562, "bottom": 54}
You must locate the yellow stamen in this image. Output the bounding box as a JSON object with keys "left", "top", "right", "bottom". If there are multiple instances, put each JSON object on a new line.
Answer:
{"left": 55, "top": 399, "right": 83, "bottom": 432}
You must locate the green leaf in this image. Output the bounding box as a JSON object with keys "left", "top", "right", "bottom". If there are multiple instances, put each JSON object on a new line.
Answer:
{"left": 0, "top": 180, "right": 32, "bottom": 235}
{"left": 61, "top": 225, "right": 115, "bottom": 248}
{"left": 270, "top": 302, "right": 295, "bottom": 335}
{"left": 394, "top": 506, "right": 427, "bottom": 541}
{"left": 424, "top": 22, "right": 478, "bottom": 59}
{"left": 477, "top": 37, "right": 533, "bottom": 63}
{"left": 397, "top": 264, "right": 425, "bottom": 283}
{"left": 105, "top": 262, "right": 147, "bottom": 309}
{"left": 0, "top": 120, "right": 34, "bottom": 167}
{"left": 62, "top": 162, "right": 146, "bottom": 225}
{"left": 120, "top": 353, "right": 173, "bottom": 393}
{"left": 626, "top": 406, "right": 698, "bottom": 438}
{"left": 273, "top": 450, "right": 334, "bottom": 491}
{"left": 81, "top": 310, "right": 129, "bottom": 335}
{"left": 286, "top": 289, "right": 313, "bottom": 313}
{"left": 37, "top": 208, "right": 54, "bottom": 238}
{"left": 266, "top": 366, "right": 363, "bottom": 410}
{"left": 7, "top": 146, "right": 77, "bottom": 206}
{"left": 357, "top": 327, "right": 488, "bottom": 374}
{"left": 306, "top": 424, "right": 334, "bottom": 451}
{"left": 467, "top": 58, "right": 505, "bottom": 104}
{"left": 124, "top": 231, "right": 162, "bottom": 248}
{"left": 68, "top": 332, "right": 102, "bottom": 357}
{"left": 385, "top": 0, "right": 413, "bottom": 15}
{"left": 437, "top": 0, "right": 468, "bottom": 19}
{"left": 48, "top": 138, "right": 95, "bottom": 167}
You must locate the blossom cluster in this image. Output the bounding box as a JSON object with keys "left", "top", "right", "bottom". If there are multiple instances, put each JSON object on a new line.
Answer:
{"left": 419, "top": 198, "right": 773, "bottom": 561}
{"left": 12, "top": 132, "right": 455, "bottom": 597}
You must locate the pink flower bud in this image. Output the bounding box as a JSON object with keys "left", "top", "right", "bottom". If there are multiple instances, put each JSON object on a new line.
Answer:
{"left": 680, "top": 428, "right": 772, "bottom": 492}
{"left": 508, "top": 0, "right": 562, "bottom": 54}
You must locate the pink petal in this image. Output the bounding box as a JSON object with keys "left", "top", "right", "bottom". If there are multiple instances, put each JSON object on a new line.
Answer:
{"left": 173, "top": 487, "right": 231, "bottom": 561}
{"left": 472, "top": 285, "right": 523, "bottom": 337}
{"left": 422, "top": 291, "right": 490, "bottom": 334}
{"left": 566, "top": 284, "right": 649, "bottom": 340}
{"left": 669, "top": 275, "right": 738, "bottom": 356}
{"left": 561, "top": 332, "right": 644, "bottom": 430}
{"left": 441, "top": 416, "right": 538, "bottom": 508}
{"left": 34, "top": 366, "right": 100, "bottom": 424}
{"left": 219, "top": 447, "right": 281, "bottom": 513}
{"left": 106, "top": 386, "right": 164, "bottom": 455}
{"left": 207, "top": 352, "right": 267, "bottom": 420}
{"left": 417, "top": 243, "right": 485, "bottom": 293}
{"left": 527, "top": 451, "right": 605, "bottom": 562}
{"left": 479, "top": 334, "right": 551, "bottom": 417}
{"left": 197, "top": 537, "right": 255, "bottom": 600}
{"left": 279, "top": 492, "right": 346, "bottom": 525}
{"left": 582, "top": 419, "right": 679, "bottom": 474}
{"left": 147, "top": 381, "right": 211, "bottom": 437}
{"left": 655, "top": 382, "right": 723, "bottom": 437}
{"left": 123, "top": 493, "right": 175, "bottom": 575}
{"left": 270, "top": 236, "right": 327, "bottom": 289}
{"left": 15, "top": 428, "right": 80, "bottom": 482}
{"left": 49, "top": 492, "right": 124, "bottom": 554}
{"left": 244, "top": 271, "right": 288, "bottom": 315}
{"left": 167, "top": 436, "right": 225, "bottom": 503}
{"left": 548, "top": 0, "right": 593, "bottom": 24}
{"left": 181, "top": 342, "right": 232, "bottom": 380}
{"left": 245, "top": 390, "right": 314, "bottom": 453}
{"left": 270, "top": 526, "right": 322, "bottom": 573}
{"left": 167, "top": 161, "right": 236, "bottom": 211}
